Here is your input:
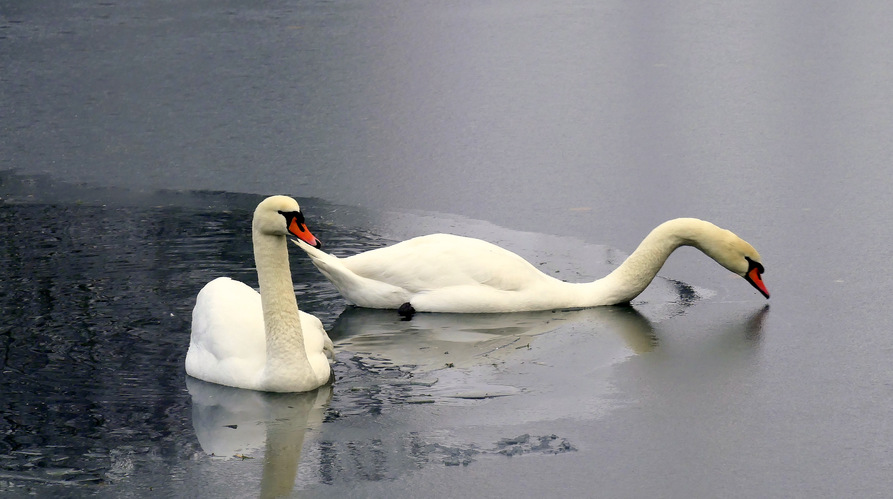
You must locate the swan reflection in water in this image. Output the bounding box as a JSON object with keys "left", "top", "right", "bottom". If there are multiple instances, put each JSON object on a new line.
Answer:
{"left": 186, "top": 377, "right": 331, "bottom": 498}
{"left": 326, "top": 305, "right": 660, "bottom": 371}
{"left": 325, "top": 292, "right": 770, "bottom": 373}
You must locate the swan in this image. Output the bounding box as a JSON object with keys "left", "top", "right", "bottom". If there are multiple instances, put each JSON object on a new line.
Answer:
{"left": 294, "top": 218, "right": 769, "bottom": 315}
{"left": 186, "top": 195, "right": 333, "bottom": 392}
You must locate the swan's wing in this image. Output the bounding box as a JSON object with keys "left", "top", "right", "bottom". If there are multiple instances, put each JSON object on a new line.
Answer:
{"left": 324, "top": 336, "right": 334, "bottom": 362}
{"left": 341, "top": 234, "right": 551, "bottom": 293}
{"left": 299, "top": 311, "right": 334, "bottom": 363}
{"left": 297, "top": 310, "right": 334, "bottom": 386}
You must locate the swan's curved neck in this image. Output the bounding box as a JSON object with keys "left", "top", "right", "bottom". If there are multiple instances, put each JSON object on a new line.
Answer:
{"left": 253, "top": 227, "right": 309, "bottom": 377}
{"left": 581, "top": 218, "right": 716, "bottom": 306}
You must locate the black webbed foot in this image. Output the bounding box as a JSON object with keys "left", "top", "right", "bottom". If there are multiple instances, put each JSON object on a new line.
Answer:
{"left": 398, "top": 302, "right": 415, "bottom": 321}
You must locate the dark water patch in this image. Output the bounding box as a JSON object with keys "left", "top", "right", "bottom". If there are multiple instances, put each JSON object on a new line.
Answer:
{"left": 495, "top": 433, "right": 577, "bottom": 457}
{"left": 0, "top": 202, "right": 209, "bottom": 491}
{"left": 0, "top": 175, "right": 383, "bottom": 492}
{"left": 326, "top": 353, "right": 437, "bottom": 419}
{"left": 310, "top": 431, "right": 577, "bottom": 480}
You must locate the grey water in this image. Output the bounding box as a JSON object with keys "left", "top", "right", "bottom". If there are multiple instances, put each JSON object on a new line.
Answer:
{"left": 2, "top": 0, "right": 893, "bottom": 497}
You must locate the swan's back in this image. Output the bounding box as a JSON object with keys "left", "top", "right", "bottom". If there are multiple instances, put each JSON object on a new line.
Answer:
{"left": 341, "top": 234, "right": 557, "bottom": 293}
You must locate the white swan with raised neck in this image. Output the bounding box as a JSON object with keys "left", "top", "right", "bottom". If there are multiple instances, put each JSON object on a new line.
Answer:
{"left": 186, "top": 195, "right": 332, "bottom": 392}
{"left": 294, "top": 218, "right": 769, "bottom": 315}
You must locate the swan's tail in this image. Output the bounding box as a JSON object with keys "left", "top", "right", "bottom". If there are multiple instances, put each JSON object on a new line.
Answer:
{"left": 292, "top": 239, "right": 409, "bottom": 308}
{"left": 292, "top": 239, "right": 344, "bottom": 280}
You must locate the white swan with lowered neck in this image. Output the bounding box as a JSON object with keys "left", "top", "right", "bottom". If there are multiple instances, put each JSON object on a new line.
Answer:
{"left": 294, "top": 218, "right": 769, "bottom": 315}
{"left": 186, "top": 196, "right": 333, "bottom": 392}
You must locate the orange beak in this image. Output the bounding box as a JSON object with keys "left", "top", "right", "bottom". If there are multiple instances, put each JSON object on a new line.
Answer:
{"left": 744, "top": 258, "right": 769, "bottom": 299}
{"left": 288, "top": 217, "right": 322, "bottom": 248}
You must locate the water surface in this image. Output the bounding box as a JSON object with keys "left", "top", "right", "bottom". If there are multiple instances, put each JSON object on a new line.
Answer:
{"left": 3, "top": 0, "right": 893, "bottom": 496}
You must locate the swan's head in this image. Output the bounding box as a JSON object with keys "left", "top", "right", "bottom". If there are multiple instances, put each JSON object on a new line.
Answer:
{"left": 253, "top": 195, "right": 322, "bottom": 248}
{"left": 699, "top": 227, "right": 769, "bottom": 299}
